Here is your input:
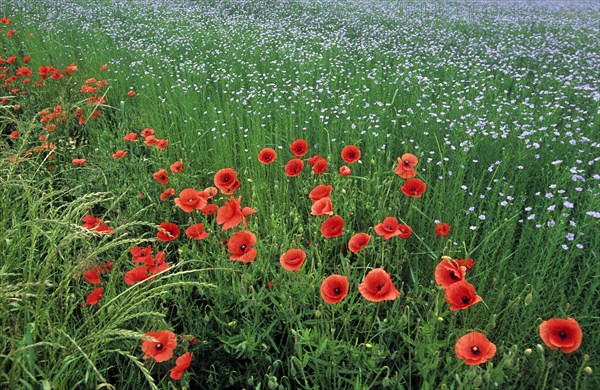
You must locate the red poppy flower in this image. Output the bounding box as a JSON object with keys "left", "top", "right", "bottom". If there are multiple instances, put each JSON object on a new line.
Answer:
{"left": 160, "top": 188, "right": 175, "bottom": 201}
{"left": 397, "top": 224, "right": 412, "bottom": 239}
{"left": 258, "top": 148, "right": 277, "bottom": 164}
{"left": 348, "top": 233, "right": 371, "bottom": 254}
{"left": 140, "top": 128, "right": 154, "bottom": 137}
{"left": 312, "top": 157, "right": 328, "bottom": 174}
{"left": 82, "top": 215, "right": 114, "bottom": 235}
{"left": 144, "top": 135, "right": 158, "bottom": 146}
{"left": 146, "top": 251, "right": 169, "bottom": 274}
{"left": 307, "top": 155, "right": 323, "bottom": 166}
{"left": 141, "top": 330, "right": 177, "bottom": 363}
{"left": 374, "top": 217, "right": 400, "bottom": 240}
{"left": 436, "top": 222, "right": 451, "bottom": 237}
{"left": 279, "top": 248, "right": 307, "bottom": 271}
{"left": 290, "top": 139, "right": 308, "bottom": 157}
{"left": 216, "top": 196, "right": 256, "bottom": 231}
{"left": 455, "top": 332, "right": 496, "bottom": 365}
{"left": 83, "top": 268, "right": 102, "bottom": 284}
{"left": 285, "top": 159, "right": 304, "bottom": 177}
{"left": 320, "top": 215, "right": 344, "bottom": 238}
{"left": 444, "top": 280, "right": 482, "bottom": 310}
{"left": 124, "top": 265, "right": 150, "bottom": 285}
{"left": 170, "top": 161, "right": 183, "bottom": 173}
{"left": 434, "top": 258, "right": 467, "bottom": 289}
{"left": 170, "top": 352, "right": 193, "bottom": 380}
{"left": 157, "top": 222, "right": 180, "bottom": 242}
{"left": 175, "top": 188, "right": 208, "bottom": 213}
{"left": 311, "top": 197, "right": 333, "bottom": 216}
{"left": 401, "top": 178, "right": 426, "bottom": 198}
{"left": 320, "top": 275, "right": 349, "bottom": 304}
{"left": 395, "top": 167, "right": 417, "bottom": 179}
{"left": 202, "top": 203, "right": 218, "bottom": 216}
{"left": 85, "top": 287, "right": 103, "bottom": 305}
{"left": 155, "top": 139, "right": 168, "bottom": 150}
{"left": 112, "top": 150, "right": 127, "bottom": 159}
{"left": 72, "top": 158, "right": 87, "bottom": 165}
{"left": 186, "top": 223, "right": 209, "bottom": 240}
{"left": 339, "top": 165, "right": 351, "bottom": 176}
{"left": 358, "top": 268, "right": 401, "bottom": 302}
{"left": 228, "top": 230, "right": 257, "bottom": 263}
{"left": 99, "top": 64, "right": 109, "bottom": 71}
{"left": 309, "top": 184, "right": 332, "bottom": 201}
{"left": 395, "top": 154, "right": 418, "bottom": 178}
{"left": 131, "top": 245, "right": 153, "bottom": 264}
{"left": 539, "top": 318, "right": 583, "bottom": 353}
{"left": 152, "top": 169, "right": 169, "bottom": 185}
{"left": 127, "top": 90, "right": 136, "bottom": 97}
{"left": 214, "top": 168, "right": 238, "bottom": 193}
{"left": 341, "top": 145, "right": 361, "bottom": 164}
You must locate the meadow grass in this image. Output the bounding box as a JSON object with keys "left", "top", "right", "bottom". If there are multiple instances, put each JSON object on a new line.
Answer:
{"left": 1, "top": 0, "right": 599, "bottom": 388}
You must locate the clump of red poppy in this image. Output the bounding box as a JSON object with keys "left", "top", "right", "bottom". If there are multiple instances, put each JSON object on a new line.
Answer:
{"left": 358, "top": 268, "right": 400, "bottom": 302}
{"left": 341, "top": 145, "right": 361, "bottom": 164}
{"left": 395, "top": 153, "right": 418, "bottom": 178}
{"left": 216, "top": 196, "right": 256, "bottom": 231}
{"left": 320, "top": 275, "right": 349, "bottom": 304}
{"left": 141, "top": 330, "right": 177, "bottom": 363}
{"left": 280, "top": 248, "right": 307, "bottom": 271}
{"left": 539, "top": 317, "right": 583, "bottom": 353}
{"left": 82, "top": 215, "right": 114, "bottom": 235}
{"left": 455, "top": 332, "right": 496, "bottom": 365}
{"left": 258, "top": 147, "right": 277, "bottom": 164}
{"left": 214, "top": 168, "right": 240, "bottom": 194}
{"left": 228, "top": 230, "right": 257, "bottom": 262}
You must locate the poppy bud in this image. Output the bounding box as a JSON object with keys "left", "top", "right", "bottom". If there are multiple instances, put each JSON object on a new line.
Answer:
{"left": 437, "top": 316, "right": 444, "bottom": 322}
{"left": 315, "top": 309, "right": 321, "bottom": 318}
{"left": 584, "top": 354, "right": 590, "bottom": 361}
{"left": 341, "top": 188, "right": 346, "bottom": 194}
{"left": 536, "top": 344, "right": 544, "bottom": 353}
{"left": 293, "top": 216, "right": 299, "bottom": 224}
{"left": 524, "top": 348, "right": 532, "bottom": 356}
{"left": 364, "top": 343, "right": 372, "bottom": 349}
{"left": 228, "top": 320, "right": 237, "bottom": 327}
{"left": 298, "top": 225, "right": 304, "bottom": 233}
{"left": 584, "top": 366, "right": 593, "bottom": 376}
{"left": 524, "top": 293, "right": 533, "bottom": 306}
{"left": 473, "top": 376, "right": 482, "bottom": 387}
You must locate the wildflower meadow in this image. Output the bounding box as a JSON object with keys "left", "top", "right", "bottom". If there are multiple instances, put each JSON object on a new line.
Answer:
{"left": 1, "top": 0, "right": 598, "bottom": 389}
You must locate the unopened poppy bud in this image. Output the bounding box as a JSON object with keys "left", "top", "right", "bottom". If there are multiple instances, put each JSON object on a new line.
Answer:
{"left": 584, "top": 354, "right": 590, "bottom": 361}
{"left": 247, "top": 377, "right": 254, "bottom": 386}
{"left": 364, "top": 343, "right": 372, "bottom": 349}
{"left": 315, "top": 309, "right": 321, "bottom": 318}
{"left": 381, "top": 377, "right": 391, "bottom": 387}
{"left": 584, "top": 366, "right": 592, "bottom": 375}
{"left": 437, "top": 316, "right": 444, "bottom": 322}
{"left": 524, "top": 293, "right": 533, "bottom": 306}
{"left": 228, "top": 320, "right": 237, "bottom": 327}
{"left": 473, "top": 375, "right": 482, "bottom": 387}
{"left": 536, "top": 344, "right": 544, "bottom": 353}
{"left": 341, "top": 188, "right": 346, "bottom": 194}
{"left": 298, "top": 225, "right": 304, "bottom": 233}
{"left": 293, "top": 216, "right": 299, "bottom": 224}
{"left": 247, "top": 178, "right": 253, "bottom": 182}
{"left": 524, "top": 348, "right": 532, "bottom": 356}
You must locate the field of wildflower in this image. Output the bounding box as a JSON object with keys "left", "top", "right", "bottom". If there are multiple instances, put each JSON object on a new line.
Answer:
{"left": 1, "top": 0, "right": 598, "bottom": 388}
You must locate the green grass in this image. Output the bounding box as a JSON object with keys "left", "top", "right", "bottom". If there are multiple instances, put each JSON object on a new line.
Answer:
{"left": 1, "top": 0, "right": 599, "bottom": 388}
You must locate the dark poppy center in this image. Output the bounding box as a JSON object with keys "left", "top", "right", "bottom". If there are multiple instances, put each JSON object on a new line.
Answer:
{"left": 410, "top": 187, "right": 416, "bottom": 192}
{"left": 264, "top": 155, "right": 271, "bottom": 161}
{"left": 223, "top": 177, "right": 230, "bottom": 182}
{"left": 558, "top": 330, "right": 567, "bottom": 340}
{"left": 240, "top": 244, "right": 247, "bottom": 251}
{"left": 471, "top": 346, "right": 480, "bottom": 355}
{"left": 461, "top": 296, "right": 471, "bottom": 304}
{"left": 333, "top": 287, "right": 341, "bottom": 294}
{"left": 403, "top": 160, "right": 411, "bottom": 166}
{"left": 376, "top": 283, "right": 384, "bottom": 291}
{"left": 449, "top": 271, "right": 458, "bottom": 280}
{"left": 155, "top": 343, "right": 163, "bottom": 351}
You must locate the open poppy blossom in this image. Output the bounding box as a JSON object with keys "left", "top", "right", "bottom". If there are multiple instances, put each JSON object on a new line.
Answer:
{"left": 145, "top": 251, "right": 170, "bottom": 274}
{"left": 202, "top": 203, "right": 218, "bottom": 216}
{"left": 290, "top": 139, "right": 308, "bottom": 157}
{"left": 170, "top": 161, "right": 183, "bottom": 173}
{"left": 186, "top": 223, "right": 209, "bottom": 240}
{"left": 434, "top": 258, "right": 467, "bottom": 289}
{"left": 455, "top": 332, "right": 496, "bottom": 365}
{"left": 374, "top": 217, "right": 400, "bottom": 240}
{"left": 83, "top": 262, "right": 112, "bottom": 284}
{"left": 397, "top": 224, "right": 412, "bottom": 239}
{"left": 341, "top": 145, "right": 361, "bottom": 164}
{"left": 112, "top": 150, "right": 127, "bottom": 159}
{"left": 141, "top": 330, "right": 177, "bottom": 363}
{"left": 539, "top": 318, "right": 583, "bottom": 353}
{"left": 124, "top": 265, "right": 150, "bottom": 285}
{"left": 131, "top": 245, "right": 153, "bottom": 264}
{"left": 435, "top": 222, "right": 451, "bottom": 237}
{"left": 170, "top": 352, "right": 193, "bottom": 380}
{"left": 312, "top": 157, "right": 328, "bottom": 174}
{"left": 214, "top": 168, "right": 238, "bottom": 194}
{"left": 279, "top": 248, "right": 307, "bottom": 271}
{"left": 320, "top": 215, "right": 344, "bottom": 238}
{"left": 401, "top": 178, "right": 427, "bottom": 198}
{"left": 320, "top": 275, "right": 349, "bottom": 304}
{"left": 285, "top": 159, "right": 304, "bottom": 177}
{"left": 160, "top": 188, "right": 175, "bottom": 201}
{"left": 121, "top": 132, "right": 136, "bottom": 142}
{"left": 152, "top": 169, "right": 169, "bottom": 185}
{"left": 157, "top": 222, "right": 180, "bottom": 242}
{"left": 348, "top": 233, "right": 371, "bottom": 254}
{"left": 127, "top": 90, "right": 136, "bottom": 97}
{"left": 456, "top": 258, "right": 476, "bottom": 270}
{"left": 311, "top": 197, "right": 333, "bottom": 216}
{"left": 155, "top": 139, "right": 168, "bottom": 150}
{"left": 144, "top": 135, "right": 158, "bottom": 146}
{"left": 228, "top": 230, "right": 257, "bottom": 263}
{"left": 309, "top": 184, "right": 332, "bottom": 201}
{"left": 216, "top": 196, "right": 256, "bottom": 231}
{"left": 82, "top": 215, "right": 114, "bottom": 235}
{"left": 258, "top": 147, "right": 277, "bottom": 164}
{"left": 339, "top": 165, "right": 351, "bottom": 176}
{"left": 85, "top": 287, "right": 103, "bottom": 305}
{"left": 444, "top": 280, "right": 482, "bottom": 310}
{"left": 358, "top": 268, "right": 401, "bottom": 302}
{"left": 174, "top": 188, "right": 208, "bottom": 213}
{"left": 72, "top": 158, "right": 87, "bottom": 165}
{"left": 140, "top": 128, "right": 154, "bottom": 137}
